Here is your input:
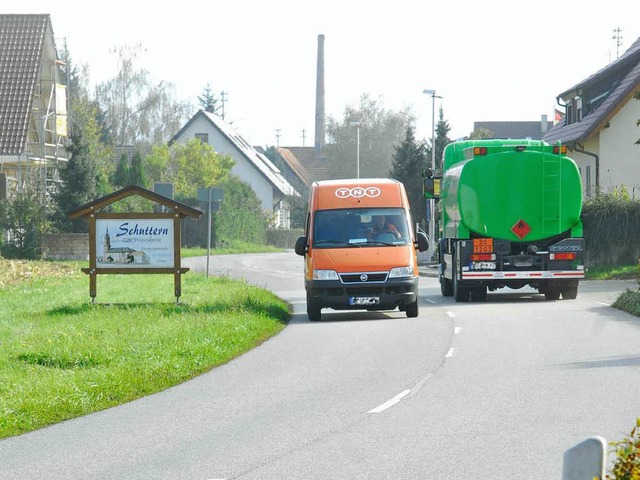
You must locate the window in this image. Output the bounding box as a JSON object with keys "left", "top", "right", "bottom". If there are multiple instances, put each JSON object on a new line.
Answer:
{"left": 195, "top": 133, "right": 208, "bottom": 143}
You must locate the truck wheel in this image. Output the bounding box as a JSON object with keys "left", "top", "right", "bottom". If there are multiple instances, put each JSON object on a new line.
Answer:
{"left": 452, "top": 266, "right": 469, "bottom": 302}
{"left": 440, "top": 272, "right": 453, "bottom": 297}
{"left": 544, "top": 288, "right": 561, "bottom": 301}
{"left": 470, "top": 287, "right": 487, "bottom": 302}
{"left": 405, "top": 300, "right": 419, "bottom": 318}
{"left": 306, "top": 293, "right": 322, "bottom": 321}
{"left": 561, "top": 285, "right": 578, "bottom": 300}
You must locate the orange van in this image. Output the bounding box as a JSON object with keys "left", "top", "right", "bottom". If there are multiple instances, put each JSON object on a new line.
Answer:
{"left": 294, "top": 178, "right": 428, "bottom": 321}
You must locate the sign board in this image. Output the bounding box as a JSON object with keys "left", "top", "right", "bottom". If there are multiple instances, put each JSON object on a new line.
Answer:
{"left": 154, "top": 182, "right": 174, "bottom": 199}
{"left": 68, "top": 185, "right": 202, "bottom": 302}
{"left": 96, "top": 219, "right": 174, "bottom": 268}
{"left": 197, "top": 187, "right": 224, "bottom": 203}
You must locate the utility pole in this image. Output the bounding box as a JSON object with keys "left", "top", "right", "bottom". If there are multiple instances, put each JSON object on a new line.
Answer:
{"left": 612, "top": 27, "right": 623, "bottom": 60}
{"left": 301, "top": 129, "right": 306, "bottom": 146}
{"left": 220, "top": 91, "right": 228, "bottom": 119}
{"left": 275, "top": 129, "right": 281, "bottom": 147}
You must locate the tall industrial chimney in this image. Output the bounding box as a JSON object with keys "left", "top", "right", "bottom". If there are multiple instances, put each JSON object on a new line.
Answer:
{"left": 314, "top": 34, "right": 326, "bottom": 158}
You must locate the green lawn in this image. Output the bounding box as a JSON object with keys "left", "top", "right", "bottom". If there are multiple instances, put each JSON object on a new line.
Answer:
{"left": 0, "top": 263, "right": 289, "bottom": 439}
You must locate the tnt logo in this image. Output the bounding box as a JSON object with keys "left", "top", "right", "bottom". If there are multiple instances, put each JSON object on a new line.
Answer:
{"left": 335, "top": 186, "right": 381, "bottom": 198}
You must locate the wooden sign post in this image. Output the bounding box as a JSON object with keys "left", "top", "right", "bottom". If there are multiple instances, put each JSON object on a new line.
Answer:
{"left": 68, "top": 185, "right": 202, "bottom": 303}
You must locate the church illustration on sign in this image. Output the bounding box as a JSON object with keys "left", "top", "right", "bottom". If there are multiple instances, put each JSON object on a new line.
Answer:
{"left": 97, "top": 227, "right": 150, "bottom": 265}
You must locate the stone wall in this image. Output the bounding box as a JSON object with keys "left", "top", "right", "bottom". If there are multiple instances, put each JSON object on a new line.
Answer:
{"left": 41, "top": 233, "right": 89, "bottom": 260}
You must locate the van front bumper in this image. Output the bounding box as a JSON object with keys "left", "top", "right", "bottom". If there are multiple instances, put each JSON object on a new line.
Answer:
{"left": 305, "top": 276, "right": 419, "bottom": 311}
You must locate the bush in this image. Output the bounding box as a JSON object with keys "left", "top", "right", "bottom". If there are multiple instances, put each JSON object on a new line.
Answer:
{"left": 582, "top": 189, "right": 640, "bottom": 267}
{"left": 606, "top": 418, "right": 640, "bottom": 480}
{"left": 0, "top": 191, "right": 51, "bottom": 259}
{"left": 266, "top": 229, "right": 304, "bottom": 248}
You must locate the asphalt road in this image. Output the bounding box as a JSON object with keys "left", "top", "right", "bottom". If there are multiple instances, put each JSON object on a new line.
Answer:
{"left": 0, "top": 252, "right": 638, "bottom": 479}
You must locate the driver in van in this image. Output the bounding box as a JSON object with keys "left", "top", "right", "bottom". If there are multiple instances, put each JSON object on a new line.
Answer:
{"left": 368, "top": 215, "right": 401, "bottom": 239}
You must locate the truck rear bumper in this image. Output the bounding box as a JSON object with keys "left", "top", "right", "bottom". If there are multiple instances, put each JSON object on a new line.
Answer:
{"left": 461, "top": 270, "right": 584, "bottom": 280}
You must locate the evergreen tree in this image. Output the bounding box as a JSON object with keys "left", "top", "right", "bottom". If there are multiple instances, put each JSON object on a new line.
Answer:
{"left": 130, "top": 150, "right": 146, "bottom": 187}
{"left": 426, "top": 107, "right": 452, "bottom": 174}
{"left": 113, "top": 153, "right": 131, "bottom": 188}
{"left": 198, "top": 84, "right": 220, "bottom": 114}
{"left": 389, "top": 126, "right": 428, "bottom": 226}
{"left": 52, "top": 91, "right": 107, "bottom": 232}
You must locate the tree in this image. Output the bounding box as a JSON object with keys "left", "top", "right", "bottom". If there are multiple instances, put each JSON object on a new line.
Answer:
{"left": 427, "top": 107, "right": 452, "bottom": 174}
{"left": 198, "top": 84, "right": 221, "bottom": 115}
{"left": 112, "top": 153, "right": 131, "bottom": 188}
{"left": 468, "top": 127, "right": 494, "bottom": 140}
{"left": 324, "top": 94, "right": 413, "bottom": 179}
{"left": 0, "top": 191, "right": 50, "bottom": 258}
{"left": 145, "top": 139, "right": 234, "bottom": 199}
{"left": 214, "top": 175, "right": 270, "bottom": 246}
{"left": 52, "top": 76, "right": 113, "bottom": 232}
{"left": 389, "top": 126, "right": 428, "bottom": 226}
{"left": 94, "top": 43, "right": 191, "bottom": 150}
{"left": 129, "top": 150, "right": 146, "bottom": 187}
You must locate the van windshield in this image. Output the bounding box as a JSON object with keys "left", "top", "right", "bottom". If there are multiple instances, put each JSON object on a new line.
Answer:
{"left": 312, "top": 208, "right": 411, "bottom": 248}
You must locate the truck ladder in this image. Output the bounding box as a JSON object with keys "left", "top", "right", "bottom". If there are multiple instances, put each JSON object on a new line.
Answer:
{"left": 542, "top": 152, "right": 561, "bottom": 235}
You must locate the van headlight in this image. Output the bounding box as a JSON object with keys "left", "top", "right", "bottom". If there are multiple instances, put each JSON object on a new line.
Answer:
{"left": 389, "top": 266, "right": 413, "bottom": 278}
{"left": 313, "top": 269, "right": 339, "bottom": 280}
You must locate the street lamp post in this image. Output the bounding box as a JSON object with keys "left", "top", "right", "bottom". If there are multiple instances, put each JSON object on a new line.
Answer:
{"left": 423, "top": 89, "right": 437, "bottom": 259}
{"left": 349, "top": 121, "right": 361, "bottom": 178}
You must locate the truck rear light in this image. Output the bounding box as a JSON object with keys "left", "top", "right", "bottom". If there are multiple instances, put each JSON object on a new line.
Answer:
{"left": 550, "top": 252, "right": 576, "bottom": 260}
{"left": 473, "top": 147, "right": 487, "bottom": 155}
{"left": 470, "top": 253, "right": 496, "bottom": 261}
{"left": 553, "top": 145, "right": 567, "bottom": 154}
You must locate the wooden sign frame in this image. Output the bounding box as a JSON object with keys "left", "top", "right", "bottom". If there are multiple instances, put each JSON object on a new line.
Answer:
{"left": 68, "top": 185, "right": 202, "bottom": 302}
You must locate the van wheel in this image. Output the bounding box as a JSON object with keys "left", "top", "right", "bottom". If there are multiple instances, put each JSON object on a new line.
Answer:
{"left": 405, "top": 300, "right": 419, "bottom": 318}
{"left": 307, "top": 293, "right": 322, "bottom": 321}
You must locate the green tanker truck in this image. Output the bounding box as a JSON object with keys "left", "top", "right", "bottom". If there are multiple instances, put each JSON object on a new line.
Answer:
{"left": 424, "top": 139, "right": 584, "bottom": 302}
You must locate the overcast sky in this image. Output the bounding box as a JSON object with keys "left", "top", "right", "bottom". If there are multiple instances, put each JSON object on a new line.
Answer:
{"left": 17, "top": 0, "right": 640, "bottom": 147}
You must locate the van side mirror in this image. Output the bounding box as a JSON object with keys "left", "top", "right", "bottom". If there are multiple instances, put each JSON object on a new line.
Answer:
{"left": 423, "top": 177, "right": 441, "bottom": 199}
{"left": 416, "top": 231, "right": 429, "bottom": 252}
{"left": 294, "top": 235, "right": 307, "bottom": 256}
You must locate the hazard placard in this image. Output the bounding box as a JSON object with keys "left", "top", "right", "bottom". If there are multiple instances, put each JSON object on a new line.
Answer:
{"left": 511, "top": 219, "right": 531, "bottom": 240}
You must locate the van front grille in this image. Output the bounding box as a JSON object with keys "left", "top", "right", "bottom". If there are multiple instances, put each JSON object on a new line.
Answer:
{"left": 340, "top": 272, "right": 388, "bottom": 284}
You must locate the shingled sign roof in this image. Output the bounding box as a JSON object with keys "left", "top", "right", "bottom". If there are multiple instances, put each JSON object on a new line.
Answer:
{"left": 0, "top": 14, "right": 51, "bottom": 155}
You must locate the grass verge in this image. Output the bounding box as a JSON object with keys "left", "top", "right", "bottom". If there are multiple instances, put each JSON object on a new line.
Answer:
{"left": 0, "top": 260, "right": 289, "bottom": 439}
{"left": 181, "top": 241, "right": 283, "bottom": 257}
{"left": 589, "top": 263, "right": 640, "bottom": 317}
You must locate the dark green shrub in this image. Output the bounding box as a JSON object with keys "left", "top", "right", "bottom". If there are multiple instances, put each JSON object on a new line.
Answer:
{"left": 582, "top": 189, "right": 640, "bottom": 268}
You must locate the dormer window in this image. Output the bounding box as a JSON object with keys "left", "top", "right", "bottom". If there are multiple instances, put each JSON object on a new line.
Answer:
{"left": 195, "top": 133, "right": 208, "bottom": 143}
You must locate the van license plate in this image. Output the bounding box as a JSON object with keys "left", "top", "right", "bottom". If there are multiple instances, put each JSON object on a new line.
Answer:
{"left": 349, "top": 296, "right": 380, "bottom": 306}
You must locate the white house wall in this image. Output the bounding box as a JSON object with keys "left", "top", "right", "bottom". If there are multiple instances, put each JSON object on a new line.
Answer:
{"left": 599, "top": 99, "right": 640, "bottom": 195}
{"left": 178, "top": 115, "right": 275, "bottom": 212}
{"left": 569, "top": 98, "right": 640, "bottom": 199}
